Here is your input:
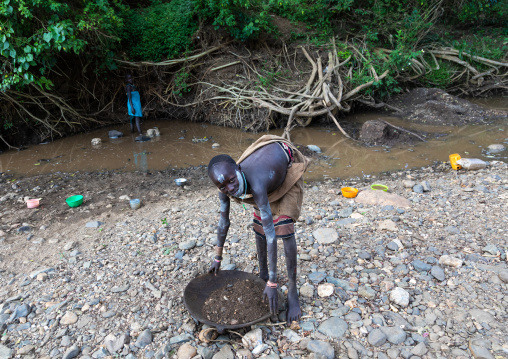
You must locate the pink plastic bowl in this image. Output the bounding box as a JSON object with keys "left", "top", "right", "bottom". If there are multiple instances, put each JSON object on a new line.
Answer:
{"left": 27, "top": 199, "right": 40, "bottom": 208}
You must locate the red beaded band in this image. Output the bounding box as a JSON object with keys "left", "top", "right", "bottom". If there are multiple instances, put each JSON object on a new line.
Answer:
{"left": 266, "top": 281, "right": 278, "bottom": 288}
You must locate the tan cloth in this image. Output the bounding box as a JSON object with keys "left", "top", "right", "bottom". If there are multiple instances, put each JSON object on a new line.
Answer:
{"left": 231, "top": 135, "right": 309, "bottom": 221}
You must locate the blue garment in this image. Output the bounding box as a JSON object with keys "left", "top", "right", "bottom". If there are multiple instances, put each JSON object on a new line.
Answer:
{"left": 127, "top": 91, "right": 143, "bottom": 117}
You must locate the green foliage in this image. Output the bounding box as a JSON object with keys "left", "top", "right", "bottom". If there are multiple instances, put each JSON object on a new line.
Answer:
{"left": 420, "top": 59, "right": 456, "bottom": 88}
{"left": 194, "top": 0, "right": 272, "bottom": 41}
{"left": 452, "top": 35, "right": 508, "bottom": 61}
{"left": 268, "top": 0, "right": 353, "bottom": 33}
{"left": 120, "top": 0, "right": 197, "bottom": 61}
{"left": 174, "top": 69, "right": 191, "bottom": 97}
{"left": 0, "top": 0, "right": 125, "bottom": 91}
{"left": 452, "top": 0, "right": 508, "bottom": 26}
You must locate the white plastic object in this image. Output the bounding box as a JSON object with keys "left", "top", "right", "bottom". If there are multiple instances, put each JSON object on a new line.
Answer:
{"left": 455, "top": 158, "right": 487, "bottom": 170}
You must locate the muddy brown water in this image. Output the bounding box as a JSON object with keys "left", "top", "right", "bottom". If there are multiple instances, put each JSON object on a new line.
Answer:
{"left": 1, "top": 99, "right": 506, "bottom": 181}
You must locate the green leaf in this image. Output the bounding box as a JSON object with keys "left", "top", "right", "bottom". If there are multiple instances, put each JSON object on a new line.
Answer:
{"left": 3, "top": 41, "right": 9, "bottom": 50}
{"left": 24, "top": 45, "right": 31, "bottom": 53}
{"left": 26, "top": 53, "right": 33, "bottom": 61}
{"left": 9, "top": 49, "right": 16, "bottom": 58}
{"left": 43, "top": 33, "right": 52, "bottom": 42}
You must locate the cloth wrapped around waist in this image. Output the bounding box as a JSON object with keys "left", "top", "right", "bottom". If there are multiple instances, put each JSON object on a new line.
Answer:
{"left": 128, "top": 91, "right": 143, "bottom": 117}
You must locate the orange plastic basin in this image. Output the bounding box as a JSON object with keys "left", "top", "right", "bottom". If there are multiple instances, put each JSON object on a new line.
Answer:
{"left": 341, "top": 187, "right": 358, "bottom": 198}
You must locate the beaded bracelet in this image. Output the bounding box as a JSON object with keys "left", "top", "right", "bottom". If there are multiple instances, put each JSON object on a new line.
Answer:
{"left": 266, "top": 281, "right": 278, "bottom": 288}
{"left": 214, "top": 255, "right": 222, "bottom": 263}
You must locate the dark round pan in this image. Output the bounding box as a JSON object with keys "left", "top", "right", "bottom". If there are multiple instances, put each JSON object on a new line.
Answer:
{"left": 183, "top": 270, "right": 271, "bottom": 333}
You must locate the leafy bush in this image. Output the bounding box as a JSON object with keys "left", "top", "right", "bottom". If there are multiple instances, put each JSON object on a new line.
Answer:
{"left": 0, "top": 0, "right": 124, "bottom": 91}
{"left": 194, "top": 0, "right": 272, "bottom": 41}
{"left": 120, "top": 0, "right": 197, "bottom": 61}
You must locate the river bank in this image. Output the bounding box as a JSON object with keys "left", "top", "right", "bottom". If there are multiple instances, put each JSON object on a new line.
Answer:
{"left": 0, "top": 160, "right": 507, "bottom": 359}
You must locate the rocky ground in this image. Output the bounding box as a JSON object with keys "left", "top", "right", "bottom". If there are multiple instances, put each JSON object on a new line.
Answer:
{"left": 0, "top": 159, "right": 507, "bottom": 359}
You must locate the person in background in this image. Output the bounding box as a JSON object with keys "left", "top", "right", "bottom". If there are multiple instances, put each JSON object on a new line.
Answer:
{"left": 126, "top": 74, "right": 143, "bottom": 135}
{"left": 207, "top": 135, "right": 309, "bottom": 323}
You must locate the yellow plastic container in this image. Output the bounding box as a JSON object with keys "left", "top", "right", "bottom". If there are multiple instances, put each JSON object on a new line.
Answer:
{"left": 449, "top": 153, "right": 462, "bottom": 170}
{"left": 341, "top": 187, "right": 358, "bottom": 198}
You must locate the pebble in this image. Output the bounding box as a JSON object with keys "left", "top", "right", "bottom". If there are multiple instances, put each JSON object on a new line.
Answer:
{"left": 317, "top": 317, "right": 348, "bottom": 338}
{"left": 439, "top": 255, "right": 463, "bottom": 268}
{"left": 135, "top": 329, "right": 153, "bottom": 348}
{"left": 177, "top": 343, "right": 197, "bottom": 359}
{"left": 317, "top": 283, "right": 334, "bottom": 297}
{"left": 390, "top": 287, "right": 410, "bottom": 307}
{"left": 85, "top": 221, "right": 103, "bottom": 228}
{"left": 367, "top": 329, "right": 387, "bottom": 347}
{"left": 60, "top": 311, "right": 78, "bottom": 325}
{"left": 62, "top": 344, "right": 80, "bottom": 359}
{"left": 431, "top": 265, "right": 446, "bottom": 281}
{"left": 0, "top": 161, "right": 506, "bottom": 359}
{"left": 307, "top": 340, "right": 334, "bottom": 359}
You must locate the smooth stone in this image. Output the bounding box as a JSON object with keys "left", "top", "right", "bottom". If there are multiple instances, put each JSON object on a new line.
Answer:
{"left": 17, "top": 345, "right": 35, "bottom": 355}
{"left": 411, "top": 342, "right": 428, "bottom": 356}
{"left": 317, "top": 283, "right": 334, "bottom": 297}
{"left": 378, "top": 219, "right": 398, "bottom": 232}
{"left": 312, "top": 228, "right": 338, "bottom": 245}
{"left": 367, "top": 329, "right": 387, "bottom": 347}
{"left": 445, "top": 226, "right": 460, "bottom": 234}
{"left": 62, "top": 345, "right": 81, "bottom": 359}
{"left": 300, "top": 284, "right": 314, "bottom": 298}
{"left": 379, "top": 326, "right": 406, "bottom": 344}
{"left": 251, "top": 344, "right": 268, "bottom": 355}
{"left": 60, "top": 311, "right": 78, "bottom": 325}
{"left": 358, "top": 286, "right": 376, "bottom": 300}
{"left": 403, "top": 180, "right": 416, "bottom": 188}
{"left": 212, "top": 344, "right": 234, "bottom": 359}
{"left": 482, "top": 244, "right": 498, "bottom": 256}
{"left": 104, "top": 333, "right": 130, "bottom": 354}
{"left": 412, "top": 260, "right": 431, "bottom": 272}
{"left": 29, "top": 267, "right": 55, "bottom": 279}
{"left": 135, "top": 329, "right": 153, "bottom": 348}
{"left": 8, "top": 304, "right": 29, "bottom": 322}
{"left": 197, "top": 346, "right": 214, "bottom": 359}
{"left": 169, "top": 334, "right": 193, "bottom": 345}
{"left": 390, "top": 287, "right": 410, "bottom": 307}
{"left": 469, "top": 343, "right": 494, "bottom": 359}
{"left": 85, "top": 221, "right": 103, "bottom": 228}
{"left": 358, "top": 250, "right": 371, "bottom": 260}
{"left": 307, "top": 340, "right": 334, "bottom": 359}
{"left": 111, "top": 284, "right": 130, "bottom": 293}
{"left": 179, "top": 240, "right": 196, "bottom": 250}
{"left": 487, "top": 144, "right": 505, "bottom": 153}
{"left": 412, "top": 184, "right": 424, "bottom": 193}
{"left": 177, "top": 343, "right": 197, "bottom": 359}
{"left": 439, "top": 255, "right": 462, "bottom": 268}
{"left": 420, "top": 181, "right": 431, "bottom": 192}
{"left": 0, "top": 345, "right": 13, "bottom": 358}
{"left": 308, "top": 272, "right": 327, "bottom": 283}
{"left": 101, "top": 311, "right": 116, "bottom": 318}
{"left": 355, "top": 190, "right": 411, "bottom": 208}
{"left": 498, "top": 270, "right": 508, "bottom": 283}
{"left": 282, "top": 329, "right": 301, "bottom": 343}
{"left": 317, "top": 317, "right": 348, "bottom": 339}
{"left": 234, "top": 349, "right": 252, "bottom": 359}
{"left": 242, "top": 329, "right": 262, "bottom": 350}
{"left": 430, "top": 266, "right": 445, "bottom": 281}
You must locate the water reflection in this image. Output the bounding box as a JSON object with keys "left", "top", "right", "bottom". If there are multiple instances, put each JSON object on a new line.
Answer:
{"left": 0, "top": 105, "right": 506, "bottom": 181}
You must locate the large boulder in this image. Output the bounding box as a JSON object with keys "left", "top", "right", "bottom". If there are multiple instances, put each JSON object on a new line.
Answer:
{"left": 355, "top": 189, "right": 411, "bottom": 208}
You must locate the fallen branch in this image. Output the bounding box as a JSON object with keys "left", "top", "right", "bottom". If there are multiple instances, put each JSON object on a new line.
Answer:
{"left": 379, "top": 120, "right": 427, "bottom": 142}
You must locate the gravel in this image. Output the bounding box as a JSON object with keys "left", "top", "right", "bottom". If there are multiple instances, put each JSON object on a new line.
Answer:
{"left": 0, "top": 161, "right": 507, "bottom": 358}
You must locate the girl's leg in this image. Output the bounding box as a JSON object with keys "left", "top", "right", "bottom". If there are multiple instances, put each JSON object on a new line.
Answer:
{"left": 135, "top": 117, "right": 142, "bottom": 135}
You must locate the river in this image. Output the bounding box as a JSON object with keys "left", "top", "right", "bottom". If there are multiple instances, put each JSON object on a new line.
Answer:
{"left": 0, "top": 98, "right": 506, "bottom": 181}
